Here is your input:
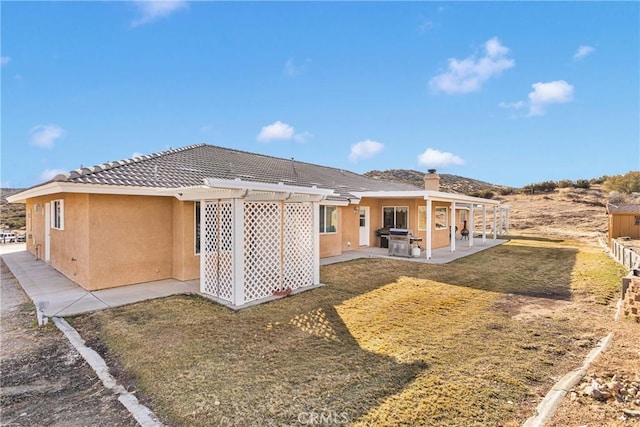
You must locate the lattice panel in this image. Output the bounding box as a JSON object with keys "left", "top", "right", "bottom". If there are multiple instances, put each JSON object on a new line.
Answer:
{"left": 201, "top": 201, "right": 233, "bottom": 302}
{"left": 283, "top": 203, "right": 314, "bottom": 289}
{"left": 243, "top": 202, "right": 281, "bottom": 303}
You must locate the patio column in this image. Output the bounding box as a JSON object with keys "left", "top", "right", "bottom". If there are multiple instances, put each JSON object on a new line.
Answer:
{"left": 232, "top": 199, "right": 245, "bottom": 306}
{"left": 426, "top": 199, "right": 432, "bottom": 259}
{"left": 450, "top": 201, "right": 456, "bottom": 252}
{"left": 312, "top": 201, "right": 320, "bottom": 285}
{"left": 493, "top": 206, "right": 498, "bottom": 240}
{"left": 469, "top": 204, "right": 474, "bottom": 248}
{"left": 499, "top": 207, "right": 504, "bottom": 236}
{"left": 505, "top": 208, "right": 510, "bottom": 235}
{"left": 482, "top": 206, "right": 487, "bottom": 244}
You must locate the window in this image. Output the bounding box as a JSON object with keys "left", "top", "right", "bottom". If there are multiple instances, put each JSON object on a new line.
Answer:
{"left": 434, "top": 207, "right": 448, "bottom": 230}
{"left": 635, "top": 216, "right": 640, "bottom": 226}
{"left": 320, "top": 205, "right": 337, "bottom": 234}
{"left": 52, "top": 200, "right": 64, "bottom": 230}
{"left": 418, "top": 206, "right": 427, "bottom": 231}
{"left": 383, "top": 206, "right": 408, "bottom": 228}
{"left": 195, "top": 202, "right": 201, "bottom": 254}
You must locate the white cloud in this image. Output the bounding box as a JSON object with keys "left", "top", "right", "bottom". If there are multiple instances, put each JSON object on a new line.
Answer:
{"left": 283, "top": 57, "right": 311, "bottom": 77}
{"left": 417, "top": 148, "right": 465, "bottom": 168}
{"left": 498, "top": 101, "right": 526, "bottom": 110}
{"left": 429, "top": 37, "right": 515, "bottom": 94}
{"left": 528, "top": 80, "right": 574, "bottom": 116}
{"left": 256, "top": 121, "right": 295, "bottom": 142}
{"left": 29, "top": 124, "right": 65, "bottom": 148}
{"left": 1, "top": 56, "right": 10, "bottom": 66}
{"left": 130, "top": 0, "right": 188, "bottom": 27}
{"left": 573, "top": 45, "right": 595, "bottom": 60}
{"left": 348, "top": 139, "right": 384, "bottom": 163}
{"left": 40, "top": 168, "right": 67, "bottom": 182}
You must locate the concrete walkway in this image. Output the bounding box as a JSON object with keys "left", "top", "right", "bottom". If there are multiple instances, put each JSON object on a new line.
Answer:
{"left": 1, "top": 251, "right": 199, "bottom": 317}
{"left": 321, "top": 238, "right": 507, "bottom": 265}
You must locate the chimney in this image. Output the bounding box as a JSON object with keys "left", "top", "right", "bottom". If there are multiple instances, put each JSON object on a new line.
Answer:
{"left": 424, "top": 169, "right": 440, "bottom": 191}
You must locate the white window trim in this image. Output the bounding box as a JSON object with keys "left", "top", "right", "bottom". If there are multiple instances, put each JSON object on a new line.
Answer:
{"left": 320, "top": 205, "right": 338, "bottom": 234}
{"left": 194, "top": 201, "right": 201, "bottom": 255}
{"left": 435, "top": 206, "right": 448, "bottom": 231}
{"left": 417, "top": 206, "right": 427, "bottom": 231}
{"left": 52, "top": 199, "right": 64, "bottom": 230}
{"left": 382, "top": 206, "right": 409, "bottom": 228}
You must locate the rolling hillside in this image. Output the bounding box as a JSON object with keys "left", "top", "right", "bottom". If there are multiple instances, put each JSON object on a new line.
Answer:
{"left": 364, "top": 169, "right": 507, "bottom": 194}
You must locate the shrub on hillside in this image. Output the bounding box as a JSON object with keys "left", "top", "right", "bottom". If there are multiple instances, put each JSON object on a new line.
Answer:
{"left": 574, "top": 179, "right": 591, "bottom": 189}
{"left": 557, "top": 179, "right": 574, "bottom": 188}
{"left": 523, "top": 180, "right": 557, "bottom": 194}
{"left": 607, "top": 192, "right": 626, "bottom": 204}
{"left": 605, "top": 172, "right": 640, "bottom": 194}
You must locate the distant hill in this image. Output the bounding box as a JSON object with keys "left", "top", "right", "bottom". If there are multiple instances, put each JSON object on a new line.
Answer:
{"left": 364, "top": 169, "right": 506, "bottom": 195}
{"left": 1, "top": 188, "right": 26, "bottom": 230}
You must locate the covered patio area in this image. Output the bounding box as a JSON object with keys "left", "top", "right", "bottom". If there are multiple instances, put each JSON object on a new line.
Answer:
{"left": 321, "top": 236, "right": 508, "bottom": 265}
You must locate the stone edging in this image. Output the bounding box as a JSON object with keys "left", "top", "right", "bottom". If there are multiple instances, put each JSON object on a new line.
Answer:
{"left": 52, "top": 317, "right": 165, "bottom": 427}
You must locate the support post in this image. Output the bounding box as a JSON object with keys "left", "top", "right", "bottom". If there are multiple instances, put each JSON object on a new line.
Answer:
{"left": 232, "top": 199, "right": 245, "bottom": 306}
{"left": 493, "top": 206, "right": 498, "bottom": 240}
{"left": 482, "top": 206, "right": 487, "bottom": 244}
{"left": 312, "top": 201, "right": 320, "bottom": 285}
{"left": 426, "top": 199, "right": 432, "bottom": 259}
{"left": 469, "top": 204, "right": 475, "bottom": 247}
{"left": 450, "top": 201, "right": 456, "bottom": 252}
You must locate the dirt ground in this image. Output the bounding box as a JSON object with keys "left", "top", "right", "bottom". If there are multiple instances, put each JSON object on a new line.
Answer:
{"left": 0, "top": 260, "right": 137, "bottom": 427}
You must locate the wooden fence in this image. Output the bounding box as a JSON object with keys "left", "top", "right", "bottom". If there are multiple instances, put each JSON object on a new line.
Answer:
{"left": 611, "top": 238, "right": 640, "bottom": 270}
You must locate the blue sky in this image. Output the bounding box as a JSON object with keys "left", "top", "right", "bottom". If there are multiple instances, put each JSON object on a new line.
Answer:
{"left": 1, "top": 1, "right": 638, "bottom": 189}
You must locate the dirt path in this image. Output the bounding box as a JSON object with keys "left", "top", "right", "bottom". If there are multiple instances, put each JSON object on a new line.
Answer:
{"left": 0, "top": 259, "right": 137, "bottom": 427}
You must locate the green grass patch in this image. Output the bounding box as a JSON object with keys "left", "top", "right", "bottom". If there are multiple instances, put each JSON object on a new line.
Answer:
{"left": 72, "top": 237, "right": 624, "bottom": 426}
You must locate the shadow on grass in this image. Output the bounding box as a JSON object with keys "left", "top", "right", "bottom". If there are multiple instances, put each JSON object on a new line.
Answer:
{"left": 77, "top": 293, "right": 427, "bottom": 427}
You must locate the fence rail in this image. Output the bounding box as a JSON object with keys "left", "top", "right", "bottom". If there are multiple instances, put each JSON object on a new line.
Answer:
{"left": 611, "top": 238, "right": 640, "bottom": 270}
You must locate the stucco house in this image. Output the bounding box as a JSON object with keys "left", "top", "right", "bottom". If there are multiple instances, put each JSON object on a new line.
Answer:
{"left": 607, "top": 203, "right": 640, "bottom": 244}
{"left": 8, "top": 144, "right": 505, "bottom": 308}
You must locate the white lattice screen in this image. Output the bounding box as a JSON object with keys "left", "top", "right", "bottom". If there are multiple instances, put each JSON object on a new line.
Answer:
{"left": 201, "top": 199, "right": 316, "bottom": 306}
{"left": 201, "top": 201, "right": 234, "bottom": 302}
{"left": 283, "top": 203, "right": 314, "bottom": 290}
{"left": 243, "top": 202, "right": 282, "bottom": 303}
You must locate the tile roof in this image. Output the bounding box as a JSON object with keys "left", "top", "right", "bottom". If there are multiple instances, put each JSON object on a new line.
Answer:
{"left": 607, "top": 203, "right": 640, "bottom": 215}
{"left": 50, "top": 143, "right": 421, "bottom": 200}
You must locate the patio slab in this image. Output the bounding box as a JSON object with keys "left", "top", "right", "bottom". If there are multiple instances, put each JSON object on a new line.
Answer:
{"left": 1, "top": 251, "right": 199, "bottom": 317}
{"left": 321, "top": 238, "right": 508, "bottom": 265}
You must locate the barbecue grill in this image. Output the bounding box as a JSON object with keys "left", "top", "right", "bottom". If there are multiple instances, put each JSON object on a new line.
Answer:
{"left": 388, "top": 228, "right": 422, "bottom": 257}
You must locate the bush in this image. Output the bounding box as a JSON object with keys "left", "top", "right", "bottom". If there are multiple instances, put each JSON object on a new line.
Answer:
{"left": 523, "top": 180, "right": 557, "bottom": 194}
{"left": 605, "top": 172, "right": 640, "bottom": 194}
{"left": 557, "top": 179, "right": 574, "bottom": 188}
{"left": 499, "top": 187, "right": 516, "bottom": 196}
{"left": 574, "top": 179, "right": 591, "bottom": 189}
{"left": 608, "top": 192, "right": 625, "bottom": 204}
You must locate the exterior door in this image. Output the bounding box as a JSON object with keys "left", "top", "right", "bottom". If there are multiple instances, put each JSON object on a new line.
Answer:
{"left": 358, "top": 207, "right": 370, "bottom": 246}
{"left": 44, "top": 202, "right": 51, "bottom": 262}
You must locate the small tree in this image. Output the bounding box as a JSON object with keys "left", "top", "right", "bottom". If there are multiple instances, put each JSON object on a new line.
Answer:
{"left": 574, "top": 179, "right": 591, "bottom": 189}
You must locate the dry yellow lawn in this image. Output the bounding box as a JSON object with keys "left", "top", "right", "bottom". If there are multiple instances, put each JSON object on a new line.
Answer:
{"left": 72, "top": 236, "right": 628, "bottom": 426}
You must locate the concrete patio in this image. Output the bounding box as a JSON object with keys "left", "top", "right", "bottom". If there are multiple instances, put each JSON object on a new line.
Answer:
{"left": 321, "top": 237, "right": 508, "bottom": 265}
{"left": 1, "top": 250, "right": 199, "bottom": 317}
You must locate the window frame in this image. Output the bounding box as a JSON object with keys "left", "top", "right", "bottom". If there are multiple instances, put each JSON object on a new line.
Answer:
{"left": 382, "top": 206, "right": 409, "bottom": 229}
{"left": 320, "top": 205, "right": 338, "bottom": 234}
{"left": 434, "top": 206, "right": 448, "bottom": 230}
{"left": 52, "top": 199, "right": 64, "bottom": 230}
{"left": 194, "top": 201, "right": 201, "bottom": 255}
{"left": 417, "top": 206, "right": 427, "bottom": 231}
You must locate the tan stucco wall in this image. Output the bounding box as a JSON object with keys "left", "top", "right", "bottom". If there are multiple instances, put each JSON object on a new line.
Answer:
{"left": 609, "top": 214, "right": 640, "bottom": 243}
{"left": 172, "top": 200, "right": 200, "bottom": 281}
{"left": 25, "top": 194, "right": 91, "bottom": 286}
{"left": 319, "top": 206, "right": 343, "bottom": 258}
{"left": 86, "top": 194, "right": 175, "bottom": 290}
